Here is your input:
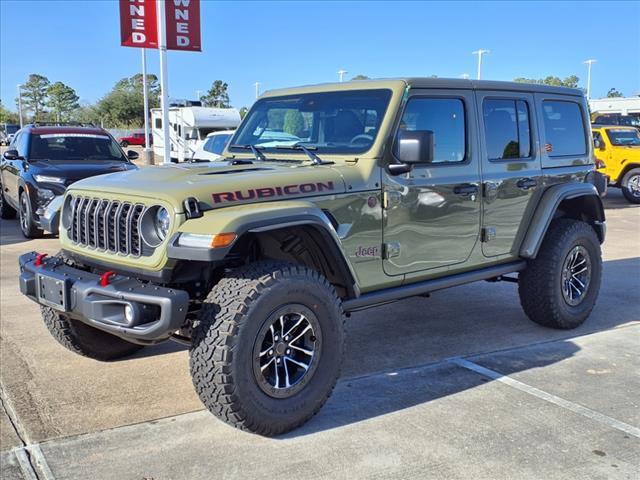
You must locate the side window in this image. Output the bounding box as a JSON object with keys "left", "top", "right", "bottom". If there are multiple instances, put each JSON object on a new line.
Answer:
{"left": 9, "top": 132, "right": 19, "bottom": 149}
{"left": 483, "top": 99, "right": 531, "bottom": 160}
{"left": 396, "top": 98, "right": 466, "bottom": 163}
{"left": 541, "top": 101, "right": 586, "bottom": 156}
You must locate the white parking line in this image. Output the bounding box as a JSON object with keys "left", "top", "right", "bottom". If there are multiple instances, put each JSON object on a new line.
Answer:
{"left": 452, "top": 358, "right": 640, "bottom": 439}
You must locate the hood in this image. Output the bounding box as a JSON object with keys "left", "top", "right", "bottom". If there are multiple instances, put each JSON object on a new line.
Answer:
{"left": 69, "top": 161, "right": 347, "bottom": 212}
{"left": 30, "top": 160, "right": 136, "bottom": 184}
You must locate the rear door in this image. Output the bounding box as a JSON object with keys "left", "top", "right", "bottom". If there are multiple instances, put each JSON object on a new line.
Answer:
{"left": 476, "top": 91, "right": 542, "bottom": 257}
{"left": 382, "top": 89, "right": 481, "bottom": 275}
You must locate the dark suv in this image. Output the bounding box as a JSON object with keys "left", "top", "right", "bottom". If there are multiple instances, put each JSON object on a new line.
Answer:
{"left": 0, "top": 124, "right": 138, "bottom": 238}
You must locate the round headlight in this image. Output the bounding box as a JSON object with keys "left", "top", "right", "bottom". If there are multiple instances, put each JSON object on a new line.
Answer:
{"left": 155, "top": 207, "right": 170, "bottom": 240}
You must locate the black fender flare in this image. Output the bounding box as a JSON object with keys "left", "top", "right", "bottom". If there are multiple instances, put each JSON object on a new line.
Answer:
{"left": 520, "top": 183, "right": 605, "bottom": 259}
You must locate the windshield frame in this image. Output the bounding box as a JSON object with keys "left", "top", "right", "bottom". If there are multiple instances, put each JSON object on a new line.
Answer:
{"left": 229, "top": 88, "right": 393, "bottom": 157}
{"left": 28, "top": 132, "right": 129, "bottom": 162}
{"left": 605, "top": 128, "right": 640, "bottom": 146}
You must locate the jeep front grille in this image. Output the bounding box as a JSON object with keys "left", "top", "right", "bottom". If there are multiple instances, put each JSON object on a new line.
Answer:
{"left": 67, "top": 195, "right": 147, "bottom": 257}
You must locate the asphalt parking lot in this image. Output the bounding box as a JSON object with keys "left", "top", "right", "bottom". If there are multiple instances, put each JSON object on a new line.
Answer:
{"left": 1, "top": 186, "right": 638, "bottom": 480}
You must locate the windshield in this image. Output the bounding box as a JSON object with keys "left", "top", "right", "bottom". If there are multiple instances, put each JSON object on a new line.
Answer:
{"left": 230, "top": 89, "right": 392, "bottom": 155}
{"left": 29, "top": 133, "right": 127, "bottom": 161}
{"left": 203, "top": 134, "right": 231, "bottom": 155}
{"left": 606, "top": 128, "right": 640, "bottom": 146}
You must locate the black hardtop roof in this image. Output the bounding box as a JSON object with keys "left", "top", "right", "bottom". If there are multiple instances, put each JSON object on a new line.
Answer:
{"left": 403, "top": 77, "right": 584, "bottom": 96}
{"left": 26, "top": 125, "right": 108, "bottom": 135}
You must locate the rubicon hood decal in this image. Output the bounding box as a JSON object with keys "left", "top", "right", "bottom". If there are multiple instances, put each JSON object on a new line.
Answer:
{"left": 212, "top": 181, "right": 335, "bottom": 204}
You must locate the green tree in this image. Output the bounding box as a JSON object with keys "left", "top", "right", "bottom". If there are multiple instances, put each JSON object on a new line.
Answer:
{"left": 283, "top": 110, "right": 305, "bottom": 136}
{"left": 95, "top": 74, "right": 160, "bottom": 128}
{"left": 239, "top": 106, "right": 249, "bottom": 119}
{"left": 0, "top": 101, "right": 19, "bottom": 124}
{"left": 201, "top": 80, "right": 230, "bottom": 108}
{"left": 514, "top": 75, "right": 579, "bottom": 88}
{"left": 20, "top": 74, "right": 50, "bottom": 121}
{"left": 607, "top": 88, "right": 624, "bottom": 98}
{"left": 46, "top": 82, "right": 79, "bottom": 122}
{"left": 351, "top": 75, "right": 370, "bottom": 81}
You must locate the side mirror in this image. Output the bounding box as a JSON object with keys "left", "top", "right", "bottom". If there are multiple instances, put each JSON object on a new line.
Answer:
{"left": 396, "top": 130, "right": 435, "bottom": 164}
{"left": 3, "top": 149, "right": 21, "bottom": 160}
{"left": 127, "top": 150, "right": 139, "bottom": 160}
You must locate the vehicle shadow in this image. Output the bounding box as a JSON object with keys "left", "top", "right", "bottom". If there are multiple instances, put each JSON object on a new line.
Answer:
{"left": 0, "top": 218, "right": 57, "bottom": 246}
{"left": 602, "top": 188, "right": 639, "bottom": 210}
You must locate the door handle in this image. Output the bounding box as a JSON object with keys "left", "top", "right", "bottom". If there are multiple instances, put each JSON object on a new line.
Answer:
{"left": 516, "top": 178, "right": 538, "bottom": 190}
{"left": 453, "top": 184, "right": 479, "bottom": 196}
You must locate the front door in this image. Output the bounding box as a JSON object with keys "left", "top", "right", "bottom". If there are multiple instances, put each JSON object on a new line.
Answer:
{"left": 476, "top": 91, "right": 542, "bottom": 257}
{"left": 382, "top": 90, "right": 481, "bottom": 276}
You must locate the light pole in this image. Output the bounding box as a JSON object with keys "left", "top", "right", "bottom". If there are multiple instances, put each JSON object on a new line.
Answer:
{"left": 196, "top": 90, "right": 202, "bottom": 101}
{"left": 472, "top": 49, "right": 490, "bottom": 80}
{"left": 583, "top": 59, "right": 597, "bottom": 99}
{"left": 337, "top": 70, "right": 348, "bottom": 82}
{"left": 141, "top": 48, "right": 153, "bottom": 165}
{"left": 17, "top": 84, "right": 24, "bottom": 128}
{"left": 254, "top": 82, "right": 261, "bottom": 99}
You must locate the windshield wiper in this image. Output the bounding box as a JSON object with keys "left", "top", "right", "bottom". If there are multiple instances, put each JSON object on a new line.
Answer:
{"left": 275, "top": 144, "right": 333, "bottom": 165}
{"left": 229, "top": 144, "right": 267, "bottom": 162}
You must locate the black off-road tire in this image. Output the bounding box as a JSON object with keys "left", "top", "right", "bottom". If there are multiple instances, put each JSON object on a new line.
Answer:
{"left": 620, "top": 168, "right": 640, "bottom": 204}
{"left": 41, "top": 306, "right": 144, "bottom": 361}
{"left": 190, "top": 261, "right": 345, "bottom": 436}
{"left": 518, "top": 219, "right": 602, "bottom": 329}
{"left": 0, "top": 185, "right": 16, "bottom": 219}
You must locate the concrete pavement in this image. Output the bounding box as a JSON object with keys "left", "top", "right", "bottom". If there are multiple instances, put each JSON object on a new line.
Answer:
{"left": 1, "top": 189, "right": 638, "bottom": 479}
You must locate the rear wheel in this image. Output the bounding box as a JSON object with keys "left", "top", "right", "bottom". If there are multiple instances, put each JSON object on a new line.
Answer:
{"left": 620, "top": 168, "right": 640, "bottom": 204}
{"left": 19, "top": 190, "right": 43, "bottom": 238}
{"left": 41, "top": 307, "right": 144, "bottom": 360}
{"left": 190, "top": 262, "right": 345, "bottom": 436}
{"left": 120, "top": 140, "right": 129, "bottom": 148}
{"left": 0, "top": 184, "right": 16, "bottom": 219}
{"left": 518, "top": 219, "right": 602, "bottom": 329}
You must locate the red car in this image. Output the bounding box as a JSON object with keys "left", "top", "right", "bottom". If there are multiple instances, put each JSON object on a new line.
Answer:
{"left": 117, "top": 132, "right": 151, "bottom": 147}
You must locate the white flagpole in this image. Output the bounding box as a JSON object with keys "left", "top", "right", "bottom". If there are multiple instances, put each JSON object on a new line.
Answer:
{"left": 141, "top": 48, "right": 152, "bottom": 164}
{"left": 157, "top": 0, "right": 171, "bottom": 164}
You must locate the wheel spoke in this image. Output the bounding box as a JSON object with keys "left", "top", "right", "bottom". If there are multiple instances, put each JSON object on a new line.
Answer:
{"left": 572, "top": 258, "right": 586, "bottom": 270}
{"left": 285, "top": 356, "right": 309, "bottom": 371}
{"left": 572, "top": 275, "right": 586, "bottom": 289}
{"left": 572, "top": 266, "right": 587, "bottom": 275}
{"left": 289, "top": 344, "right": 313, "bottom": 356}
{"left": 288, "top": 324, "right": 311, "bottom": 346}
{"left": 260, "top": 356, "right": 275, "bottom": 372}
{"left": 274, "top": 359, "right": 280, "bottom": 387}
{"left": 283, "top": 358, "right": 291, "bottom": 388}
{"left": 283, "top": 315, "right": 304, "bottom": 339}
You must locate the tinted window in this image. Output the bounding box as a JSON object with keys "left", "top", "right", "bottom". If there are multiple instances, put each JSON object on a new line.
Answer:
{"left": 542, "top": 101, "right": 586, "bottom": 156}
{"left": 396, "top": 98, "right": 466, "bottom": 163}
{"left": 483, "top": 99, "right": 531, "bottom": 159}
{"left": 606, "top": 128, "right": 640, "bottom": 146}
{"left": 203, "top": 134, "right": 231, "bottom": 155}
{"left": 232, "top": 89, "right": 392, "bottom": 154}
{"left": 154, "top": 118, "right": 162, "bottom": 129}
{"left": 28, "top": 133, "right": 127, "bottom": 161}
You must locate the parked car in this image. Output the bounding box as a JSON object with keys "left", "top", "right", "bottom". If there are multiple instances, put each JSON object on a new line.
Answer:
{"left": 117, "top": 132, "right": 151, "bottom": 148}
{"left": 591, "top": 113, "right": 640, "bottom": 132}
{"left": 0, "top": 124, "right": 138, "bottom": 237}
{"left": 191, "top": 130, "right": 234, "bottom": 161}
{"left": 19, "top": 79, "right": 605, "bottom": 436}
{"left": 1, "top": 123, "right": 20, "bottom": 146}
{"left": 592, "top": 125, "right": 640, "bottom": 203}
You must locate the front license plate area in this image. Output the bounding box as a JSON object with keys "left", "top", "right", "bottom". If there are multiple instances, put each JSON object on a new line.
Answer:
{"left": 37, "top": 273, "right": 69, "bottom": 311}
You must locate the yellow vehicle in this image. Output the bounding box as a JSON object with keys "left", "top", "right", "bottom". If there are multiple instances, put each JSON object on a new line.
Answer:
{"left": 592, "top": 125, "right": 640, "bottom": 203}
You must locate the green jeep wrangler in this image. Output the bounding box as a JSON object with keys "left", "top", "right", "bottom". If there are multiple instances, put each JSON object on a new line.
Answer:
{"left": 19, "top": 79, "right": 606, "bottom": 435}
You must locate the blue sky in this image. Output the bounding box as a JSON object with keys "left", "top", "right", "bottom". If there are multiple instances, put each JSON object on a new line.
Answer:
{"left": 1, "top": 0, "right": 639, "bottom": 110}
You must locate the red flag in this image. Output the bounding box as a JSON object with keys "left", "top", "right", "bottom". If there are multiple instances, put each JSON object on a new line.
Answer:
{"left": 165, "top": 0, "right": 202, "bottom": 52}
{"left": 119, "top": 0, "right": 158, "bottom": 48}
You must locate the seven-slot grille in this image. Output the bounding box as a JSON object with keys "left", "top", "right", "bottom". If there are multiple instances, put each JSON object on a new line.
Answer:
{"left": 67, "top": 195, "right": 147, "bottom": 257}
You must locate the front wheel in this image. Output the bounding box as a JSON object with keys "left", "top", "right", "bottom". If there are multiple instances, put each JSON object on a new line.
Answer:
{"left": 190, "top": 262, "right": 345, "bottom": 436}
{"left": 19, "top": 190, "right": 43, "bottom": 238}
{"left": 120, "top": 140, "right": 129, "bottom": 148}
{"left": 518, "top": 219, "right": 602, "bottom": 329}
{"left": 620, "top": 168, "right": 640, "bottom": 204}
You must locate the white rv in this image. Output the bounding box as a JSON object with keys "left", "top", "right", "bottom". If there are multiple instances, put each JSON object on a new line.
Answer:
{"left": 151, "top": 106, "right": 241, "bottom": 161}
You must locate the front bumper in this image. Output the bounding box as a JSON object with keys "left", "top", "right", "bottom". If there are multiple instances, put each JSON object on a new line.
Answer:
{"left": 19, "top": 252, "right": 190, "bottom": 343}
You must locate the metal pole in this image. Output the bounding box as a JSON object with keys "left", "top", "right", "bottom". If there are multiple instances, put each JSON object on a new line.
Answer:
{"left": 472, "top": 50, "right": 490, "bottom": 80}
{"left": 337, "top": 70, "right": 347, "bottom": 82}
{"left": 141, "top": 48, "right": 153, "bottom": 165}
{"left": 254, "top": 82, "right": 260, "bottom": 99}
{"left": 17, "top": 85, "right": 23, "bottom": 128}
{"left": 157, "top": 0, "right": 171, "bottom": 165}
{"left": 584, "top": 59, "right": 596, "bottom": 99}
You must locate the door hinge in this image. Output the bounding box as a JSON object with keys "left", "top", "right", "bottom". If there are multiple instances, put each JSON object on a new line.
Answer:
{"left": 482, "top": 227, "right": 497, "bottom": 242}
{"left": 383, "top": 242, "right": 401, "bottom": 259}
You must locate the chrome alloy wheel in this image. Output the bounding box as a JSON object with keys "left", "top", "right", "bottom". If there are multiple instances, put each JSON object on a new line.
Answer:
{"left": 252, "top": 305, "right": 322, "bottom": 398}
{"left": 19, "top": 193, "right": 30, "bottom": 233}
{"left": 628, "top": 173, "right": 640, "bottom": 198}
{"left": 561, "top": 245, "right": 592, "bottom": 306}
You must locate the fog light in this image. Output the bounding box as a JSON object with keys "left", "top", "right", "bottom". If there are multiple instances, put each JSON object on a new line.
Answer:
{"left": 124, "top": 304, "right": 135, "bottom": 323}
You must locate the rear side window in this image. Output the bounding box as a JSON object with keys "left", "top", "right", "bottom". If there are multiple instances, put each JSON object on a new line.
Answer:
{"left": 483, "top": 99, "right": 531, "bottom": 159}
{"left": 541, "top": 101, "right": 586, "bottom": 156}
{"left": 396, "top": 98, "right": 466, "bottom": 163}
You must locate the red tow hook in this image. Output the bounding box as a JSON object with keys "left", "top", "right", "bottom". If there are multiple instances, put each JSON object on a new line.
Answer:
{"left": 34, "top": 253, "right": 48, "bottom": 267}
{"left": 100, "top": 271, "right": 117, "bottom": 287}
